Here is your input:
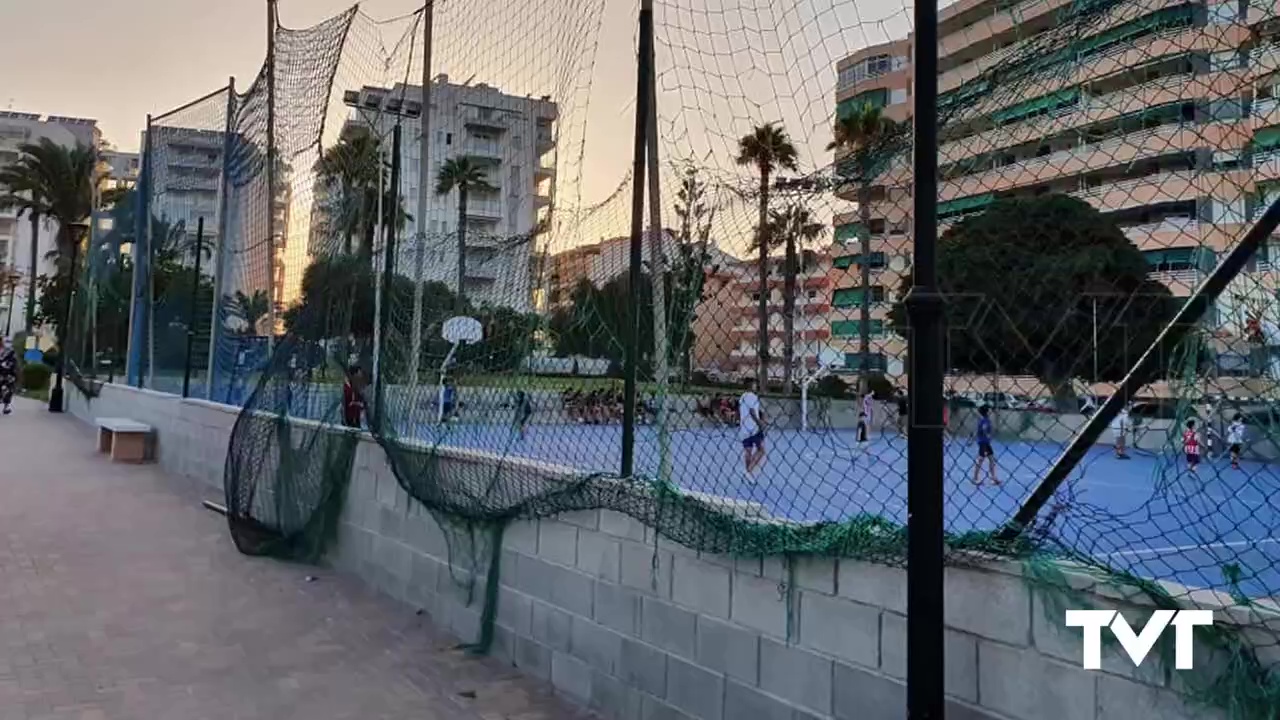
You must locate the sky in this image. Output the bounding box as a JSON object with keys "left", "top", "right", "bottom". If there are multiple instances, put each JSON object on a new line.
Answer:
{"left": 0, "top": 0, "right": 638, "bottom": 203}
{"left": 0, "top": 0, "right": 910, "bottom": 249}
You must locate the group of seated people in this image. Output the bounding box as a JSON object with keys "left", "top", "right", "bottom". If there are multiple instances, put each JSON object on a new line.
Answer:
{"left": 695, "top": 394, "right": 739, "bottom": 426}
{"left": 561, "top": 388, "right": 657, "bottom": 425}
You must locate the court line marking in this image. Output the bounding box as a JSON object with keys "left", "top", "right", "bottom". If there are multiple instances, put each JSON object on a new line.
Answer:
{"left": 1099, "top": 537, "right": 1280, "bottom": 559}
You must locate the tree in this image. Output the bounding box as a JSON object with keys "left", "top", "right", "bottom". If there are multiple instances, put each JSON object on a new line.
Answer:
{"left": 0, "top": 139, "right": 95, "bottom": 335}
{"left": 315, "top": 125, "right": 381, "bottom": 257}
{"left": 887, "top": 194, "right": 1179, "bottom": 402}
{"left": 436, "top": 158, "right": 495, "bottom": 309}
{"left": 226, "top": 290, "right": 270, "bottom": 336}
{"left": 671, "top": 165, "right": 717, "bottom": 379}
{"left": 736, "top": 123, "right": 798, "bottom": 390}
{"left": 767, "top": 203, "right": 824, "bottom": 394}
{"left": 829, "top": 103, "right": 905, "bottom": 392}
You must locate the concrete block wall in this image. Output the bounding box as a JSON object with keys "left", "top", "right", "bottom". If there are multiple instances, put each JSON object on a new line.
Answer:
{"left": 65, "top": 382, "right": 1275, "bottom": 720}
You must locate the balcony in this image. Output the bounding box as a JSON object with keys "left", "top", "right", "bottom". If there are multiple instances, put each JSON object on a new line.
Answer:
{"left": 462, "top": 140, "right": 504, "bottom": 162}
{"left": 465, "top": 199, "right": 503, "bottom": 219}
{"left": 1148, "top": 268, "right": 1202, "bottom": 293}
{"left": 462, "top": 106, "right": 509, "bottom": 132}
{"left": 534, "top": 160, "right": 556, "bottom": 179}
{"left": 536, "top": 126, "right": 554, "bottom": 152}
{"left": 1255, "top": 150, "right": 1280, "bottom": 181}
{"left": 947, "top": 23, "right": 1238, "bottom": 129}
{"left": 1123, "top": 218, "right": 1201, "bottom": 248}
{"left": 938, "top": 0, "right": 1073, "bottom": 62}
{"left": 941, "top": 71, "right": 1209, "bottom": 166}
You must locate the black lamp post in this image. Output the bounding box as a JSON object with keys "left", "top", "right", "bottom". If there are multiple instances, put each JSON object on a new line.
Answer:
{"left": 49, "top": 219, "right": 88, "bottom": 413}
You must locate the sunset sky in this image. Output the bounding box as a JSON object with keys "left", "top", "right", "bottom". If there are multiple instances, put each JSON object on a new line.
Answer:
{"left": 0, "top": 0, "right": 908, "bottom": 245}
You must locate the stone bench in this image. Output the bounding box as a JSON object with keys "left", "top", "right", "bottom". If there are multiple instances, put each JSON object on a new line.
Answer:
{"left": 95, "top": 417, "right": 153, "bottom": 464}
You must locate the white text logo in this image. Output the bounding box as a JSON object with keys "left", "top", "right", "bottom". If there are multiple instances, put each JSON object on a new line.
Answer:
{"left": 1064, "top": 609, "right": 1213, "bottom": 669}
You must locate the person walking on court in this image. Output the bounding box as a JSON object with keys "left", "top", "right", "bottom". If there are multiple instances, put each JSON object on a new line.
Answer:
{"left": 1228, "top": 414, "right": 1246, "bottom": 470}
{"left": 1112, "top": 402, "right": 1131, "bottom": 459}
{"left": 973, "top": 406, "right": 1000, "bottom": 486}
{"left": 857, "top": 390, "right": 873, "bottom": 443}
{"left": 0, "top": 337, "right": 16, "bottom": 415}
{"left": 341, "top": 365, "right": 366, "bottom": 430}
{"left": 1183, "top": 418, "right": 1202, "bottom": 473}
{"left": 441, "top": 380, "right": 458, "bottom": 422}
{"left": 514, "top": 389, "right": 534, "bottom": 439}
{"left": 739, "top": 378, "right": 766, "bottom": 480}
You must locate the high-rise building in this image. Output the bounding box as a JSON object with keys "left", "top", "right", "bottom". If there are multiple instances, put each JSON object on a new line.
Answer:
{"left": 0, "top": 111, "right": 100, "bottom": 344}
{"left": 337, "top": 78, "right": 557, "bottom": 311}
{"left": 830, "top": 0, "right": 1275, "bottom": 382}
{"left": 722, "top": 252, "right": 833, "bottom": 381}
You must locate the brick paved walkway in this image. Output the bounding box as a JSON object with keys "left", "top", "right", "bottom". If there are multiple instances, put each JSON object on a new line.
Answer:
{"left": 0, "top": 397, "right": 596, "bottom": 720}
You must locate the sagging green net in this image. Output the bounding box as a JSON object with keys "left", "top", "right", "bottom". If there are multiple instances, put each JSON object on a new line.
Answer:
{"left": 67, "top": 0, "right": 1280, "bottom": 715}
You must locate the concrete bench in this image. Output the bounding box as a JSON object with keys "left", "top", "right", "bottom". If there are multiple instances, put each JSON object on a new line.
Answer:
{"left": 95, "top": 417, "right": 153, "bottom": 464}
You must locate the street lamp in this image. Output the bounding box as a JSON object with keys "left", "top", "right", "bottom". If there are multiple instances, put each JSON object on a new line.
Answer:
{"left": 49, "top": 219, "right": 89, "bottom": 413}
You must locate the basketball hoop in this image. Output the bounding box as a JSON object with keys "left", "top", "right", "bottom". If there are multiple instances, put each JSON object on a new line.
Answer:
{"left": 438, "top": 316, "right": 483, "bottom": 423}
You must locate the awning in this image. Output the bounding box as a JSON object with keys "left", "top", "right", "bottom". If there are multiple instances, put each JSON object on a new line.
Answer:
{"left": 990, "top": 88, "right": 1079, "bottom": 125}
{"left": 1256, "top": 126, "right": 1280, "bottom": 150}
{"left": 938, "top": 193, "right": 996, "bottom": 219}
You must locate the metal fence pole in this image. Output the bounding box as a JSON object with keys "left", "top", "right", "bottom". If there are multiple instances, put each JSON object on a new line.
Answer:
{"left": 905, "top": 0, "right": 945, "bottom": 715}
{"left": 621, "top": 1, "right": 653, "bottom": 478}
{"left": 265, "top": 0, "right": 278, "bottom": 351}
{"left": 126, "top": 116, "right": 153, "bottom": 388}
{"left": 207, "top": 77, "right": 237, "bottom": 400}
{"left": 182, "top": 216, "right": 205, "bottom": 398}
{"left": 376, "top": 123, "right": 402, "bottom": 423}
{"left": 997, "top": 197, "right": 1280, "bottom": 544}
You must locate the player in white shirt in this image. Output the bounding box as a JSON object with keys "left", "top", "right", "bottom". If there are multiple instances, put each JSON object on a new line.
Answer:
{"left": 1228, "top": 414, "right": 1246, "bottom": 470}
{"left": 739, "top": 378, "right": 766, "bottom": 478}
{"left": 1112, "top": 403, "right": 1131, "bottom": 459}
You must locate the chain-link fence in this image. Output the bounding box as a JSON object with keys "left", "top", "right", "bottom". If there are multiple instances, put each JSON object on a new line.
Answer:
{"left": 54, "top": 0, "right": 1280, "bottom": 713}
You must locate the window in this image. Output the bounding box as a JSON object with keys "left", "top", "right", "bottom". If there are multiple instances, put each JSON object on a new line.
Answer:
{"left": 807, "top": 289, "right": 818, "bottom": 299}
{"left": 446, "top": 133, "right": 453, "bottom": 145}
{"left": 837, "top": 54, "right": 907, "bottom": 90}
{"left": 889, "top": 88, "right": 908, "bottom": 105}
{"left": 751, "top": 292, "right": 760, "bottom": 302}
{"left": 1208, "top": 1, "right": 1238, "bottom": 23}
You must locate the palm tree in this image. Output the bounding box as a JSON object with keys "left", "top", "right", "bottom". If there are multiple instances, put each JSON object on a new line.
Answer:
{"left": 435, "top": 157, "right": 495, "bottom": 309}
{"left": 225, "top": 289, "right": 270, "bottom": 336}
{"left": 315, "top": 125, "right": 381, "bottom": 257}
{"left": 768, "top": 204, "right": 824, "bottom": 394}
{"left": 736, "top": 123, "right": 798, "bottom": 390}
{"left": 828, "top": 104, "right": 903, "bottom": 392}
{"left": 0, "top": 138, "right": 94, "bottom": 342}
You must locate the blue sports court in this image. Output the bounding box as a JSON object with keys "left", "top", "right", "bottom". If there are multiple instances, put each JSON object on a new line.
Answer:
{"left": 403, "top": 420, "right": 1280, "bottom": 599}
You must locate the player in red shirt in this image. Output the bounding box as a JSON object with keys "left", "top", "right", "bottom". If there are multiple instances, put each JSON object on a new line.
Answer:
{"left": 1183, "top": 418, "right": 1201, "bottom": 473}
{"left": 342, "top": 365, "right": 367, "bottom": 430}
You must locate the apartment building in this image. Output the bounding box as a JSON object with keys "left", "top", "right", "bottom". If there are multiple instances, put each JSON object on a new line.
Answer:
{"left": 339, "top": 78, "right": 556, "bottom": 312}
{"left": 832, "top": 0, "right": 1280, "bottom": 380}
{"left": 721, "top": 252, "right": 834, "bottom": 381}
{"left": 0, "top": 111, "right": 100, "bottom": 345}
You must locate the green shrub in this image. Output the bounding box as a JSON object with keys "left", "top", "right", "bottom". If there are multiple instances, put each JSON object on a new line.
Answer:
{"left": 19, "top": 363, "right": 52, "bottom": 391}
{"left": 866, "top": 373, "right": 897, "bottom": 400}
{"left": 812, "top": 374, "right": 849, "bottom": 398}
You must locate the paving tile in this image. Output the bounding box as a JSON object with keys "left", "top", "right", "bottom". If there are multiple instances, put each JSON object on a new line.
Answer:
{"left": 0, "top": 398, "right": 596, "bottom": 720}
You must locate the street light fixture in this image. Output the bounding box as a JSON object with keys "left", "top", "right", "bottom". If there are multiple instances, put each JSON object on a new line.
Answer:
{"left": 49, "top": 218, "right": 89, "bottom": 413}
